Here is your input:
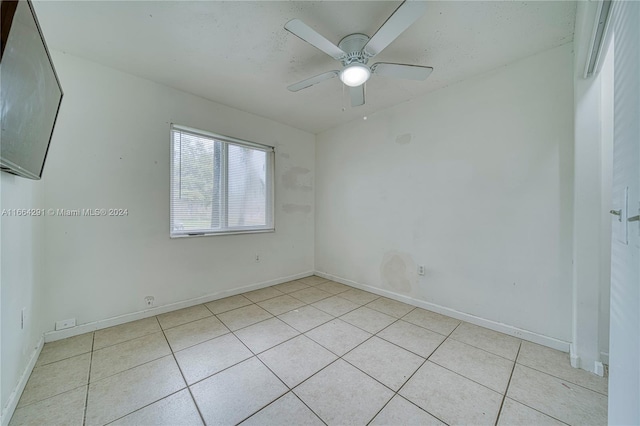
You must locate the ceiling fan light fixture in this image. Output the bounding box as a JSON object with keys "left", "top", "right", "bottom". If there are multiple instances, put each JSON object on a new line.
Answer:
{"left": 340, "top": 63, "right": 371, "bottom": 87}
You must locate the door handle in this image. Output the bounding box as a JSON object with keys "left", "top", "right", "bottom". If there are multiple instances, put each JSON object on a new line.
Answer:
{"left": 629, "top": 215, "right": 640, "bottom": 222}
{"left": 610, "top": 209, "right": 622, "bottom": 221}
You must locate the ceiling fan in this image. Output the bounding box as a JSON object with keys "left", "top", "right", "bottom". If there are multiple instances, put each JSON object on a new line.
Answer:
{"left": 285, "top": 0, "right": 433, "bottom": 107}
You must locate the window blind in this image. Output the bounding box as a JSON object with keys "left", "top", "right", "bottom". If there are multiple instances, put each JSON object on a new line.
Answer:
{"left": 170, "top": 125, "right": 274, "bottom": 236}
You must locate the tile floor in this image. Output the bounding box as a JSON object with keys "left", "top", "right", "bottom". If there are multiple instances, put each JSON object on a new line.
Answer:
{"left": 9, "top": 276, "right": 609, "bottom": 426}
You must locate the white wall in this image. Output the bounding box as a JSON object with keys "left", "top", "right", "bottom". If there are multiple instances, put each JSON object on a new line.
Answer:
{"left": 0, "top": 174, "right": 46, "bottom": 423}
{"left": 316, "top": 43, "right": 574, "bottom": 343}
{"left": 41, "top": 52, "right": 315, "bottom": 329}
{"left": 598, "top": 40, "right": 613, "bottom": 364}
{"left": 571, "top": 1, "right": 612, "bottom": 373}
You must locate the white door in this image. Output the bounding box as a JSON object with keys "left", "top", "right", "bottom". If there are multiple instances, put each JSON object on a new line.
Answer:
{"left": 608, "top": 1, "right": 639, "bottom": 424}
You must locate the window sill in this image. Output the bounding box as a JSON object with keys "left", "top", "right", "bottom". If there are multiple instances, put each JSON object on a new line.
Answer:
{"left": 170, "top": 228, "right": 275, "bottom": 238}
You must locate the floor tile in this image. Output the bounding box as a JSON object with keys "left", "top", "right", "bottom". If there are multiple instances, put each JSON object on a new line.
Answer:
{"left": 340, "top": 306, "right": 396, "bottom": 334}
{"left": 402, "top": 308, "right": 460, "bottom": 336}
{"left": 157, "top": 304, "right": 212, "bottom": 329}
{"left": 13, "top": 285, "right": 609, "bottom": 426}
{"left": 204, "top": 294, "right": 252, "bottom": 314}
{"left": 305, "top": 319, "right": 372, "bottom": 356}
{"left": 190, "top": 357, "right": 287, "bottom": 425}
{"left": 258, "top": 294, "right": 306, "bottom": 316}
{"left": 9, "top": 386, "right": 86, "bottom": 426}
{"left": 377, "top": 320, "right": 445, "bottom": 358}
{"left": 110, "top": 389, "right": 203, "bottom": 426}
{"left": 17, "top": 353, "right": 90, "bottom": 408}
{"left": 507, "top": 364, "right": 607, "bottom": 425}
{"left": 278, "top": 305, "right": 333, "bottom": 333}
{"left": 36, "top": 333, "right": 93, "bottom": 367}
{"left": 429, "top": 338, "right": 514, "bottom": 393}
{"left": 311, "top": 295, "right": 360, "bottom": 317}
{"left": 85, "top": 356, "right": 185, "bottom": 425}
{"left": 259, "top": 335, "right": 337, "bottom": 387}
{"left": 90, "top": 332, "right": 171, "bottom": 382}
{"left": 366, "top": 297, "right": 415, "bottom": 318}
{"left": 517, "top": 341, "right": 608, "bottom": 395}
{"left": 164, "top": 315, "right": 229, "bottom": 352}
{"left": 289, "top": 287, "right": 333, "bottom": 304}
{"left": 217, "top": 304, "right": 272, "bottom": 331}
{"left": 174, "top": 333, "right": 252, "bottom": 385}
{"left": 400, "top": 361, "right": 502, "bottom": 425}
{"left": 338, "top": 288, "right": 380, "bottom": 305}
{"left": 273, "top": 281, "right": 311, "bottom": 294}
{"left": 294, "top": 359, "right": 394, "bottom": 425}
{"left": 344, "top": 336, "right": 424, "bottom": 391}
{"left": 314, "top": 281, "right": 350, "bottom": 295}
{"left": 450, "top": 322, "right": 521, "bottom": 360}
{"left": 243, "top": 287, "right": 285, "bottom": 303}
{"left": 370, "top": 395, "right": 445, "bottom": 426}
{"left": 240, "top": 392, "right": 323, "bottom": 426}
{"left": 235, "top": 317, "right": 300, "bottom": 354}
{"left": 497, "top": 398, "right": 565, "bottom": 426}
{"left": 297, "top": 276, "right": 329, "bottom": 286}
{"left": 94, "top": 317, "right": 161, "bottom": 350}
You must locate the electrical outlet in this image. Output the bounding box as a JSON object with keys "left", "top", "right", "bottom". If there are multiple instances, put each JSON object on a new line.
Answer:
{"left": 145, "top": 296, "right": 155, "bottom": 307}
{"left": 55, "top": 318, "right": 76, "bottom": 331}
{"left": 417, "top": 265, "right": 425, "bottom": 276}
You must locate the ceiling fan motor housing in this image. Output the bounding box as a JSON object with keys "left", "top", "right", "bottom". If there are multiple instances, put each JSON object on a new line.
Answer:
{"left": 338, "top": 33, "right": 371, "bottom": 66}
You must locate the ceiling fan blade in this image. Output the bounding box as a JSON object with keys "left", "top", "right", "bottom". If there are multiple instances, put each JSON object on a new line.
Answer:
{"left": 350, "top": 85, "right": 365, "bottom": 107}
{"left": 371, "top": 63, "right": 433, "bottom": 80}
{"left": 363, "top": 0, "right": 428, "bottom": 58}
{"left": 285, "top": 19, "right": 346, "bottom": 60}
{"left": 287, "top": 71, "right": 340, "bottom": 92}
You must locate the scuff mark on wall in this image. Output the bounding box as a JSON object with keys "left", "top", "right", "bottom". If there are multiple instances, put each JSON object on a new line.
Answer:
{"left": 282, "top": 204, "right": 312, "bottom": 214}
{"left": 395, "top": 133, "right": 412, "bottom": 145}
{"left": 282, "top": 166, "right": 312, "bottom": 191}
{"left": 380, "top": 251, "right": 416, "bottom": 294}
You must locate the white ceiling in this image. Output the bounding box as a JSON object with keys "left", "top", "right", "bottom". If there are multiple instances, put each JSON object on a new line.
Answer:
{"left": 34, "top": 1, "right": 576, "bottom": 134}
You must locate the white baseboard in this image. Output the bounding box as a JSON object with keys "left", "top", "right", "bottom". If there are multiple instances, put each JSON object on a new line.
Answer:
{"left": 570, "top": 344, "right": 580, "bottom": 367}
{"left": 1, "top": 336, "right": 44, "bottom": 426}
{"left": 578, "top": 359, "right": 605, "bottom": 376}
{"left": 569, "top": 344, "right": 608, "bottom": 374}
{"left": 594, "top": 361, "right": 605, "bottom": 377}
{"left": 44, "top": 271, "right": 313, "bottom": 342}
{"left": 315, "top": 270, "right": 571, "bottom": 353}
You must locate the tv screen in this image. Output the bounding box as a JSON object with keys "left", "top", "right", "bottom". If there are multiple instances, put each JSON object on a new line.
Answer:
{"left": 0, "top": 0, "right": 63, "bottom": 180}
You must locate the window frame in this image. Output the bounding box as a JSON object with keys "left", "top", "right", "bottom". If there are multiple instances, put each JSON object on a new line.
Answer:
{"left": 170, "top": 124, "right": 275, "bottom": 238}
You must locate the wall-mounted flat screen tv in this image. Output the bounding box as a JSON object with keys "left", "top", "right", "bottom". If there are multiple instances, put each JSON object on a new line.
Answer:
{"left": 1, "top": 0, "right": 63, "bottom": 180}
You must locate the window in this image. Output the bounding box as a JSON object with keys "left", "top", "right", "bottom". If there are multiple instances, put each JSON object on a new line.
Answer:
{"left": 170, "top": 125, "right": 274, "bottom": 237}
